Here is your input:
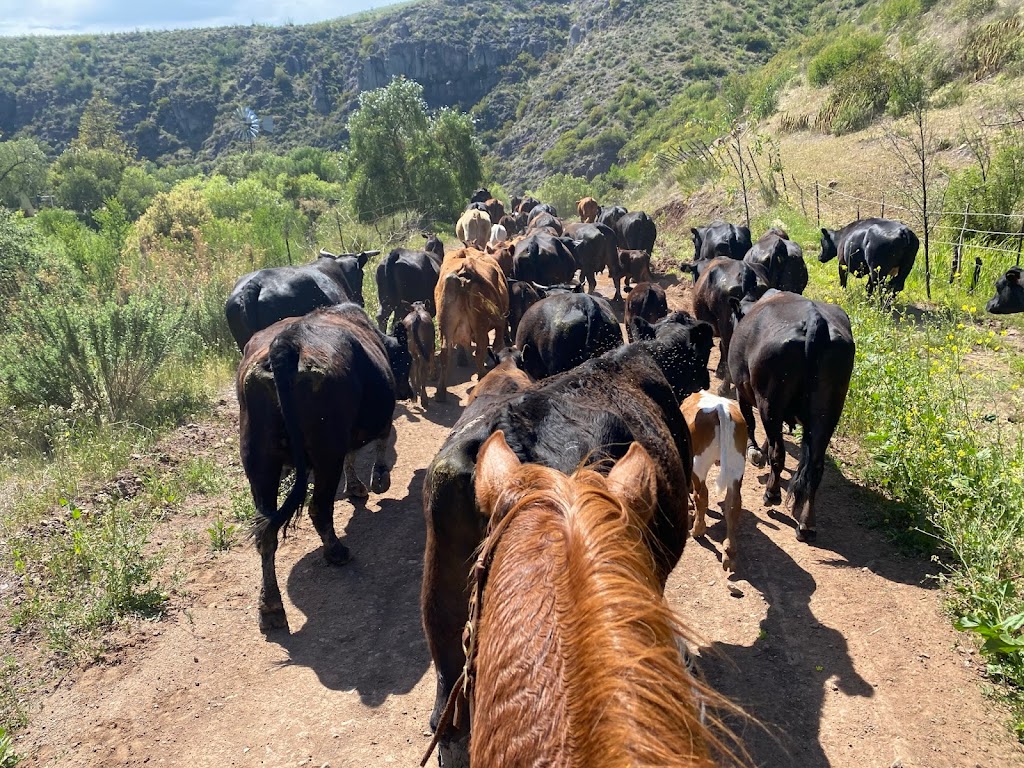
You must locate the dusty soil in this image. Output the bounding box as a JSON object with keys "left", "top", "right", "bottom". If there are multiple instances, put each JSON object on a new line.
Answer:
{"left": 13, "top": 277, "right": 1024, "bottom": 768}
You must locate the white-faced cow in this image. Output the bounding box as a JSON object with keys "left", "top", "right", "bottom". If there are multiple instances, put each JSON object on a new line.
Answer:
{"left": 225, "top": 249, "right": 377, "bottom": 351}
{"left": 819, "top": 218, "right": 918, "bottom": 294}
{"left": 728, "top": 290, "right": 855, "bottom": 542}
{"left": 986, "top": 267, "right": 1024, "bottom": 314}
{"left": 238, "top": 303, "right": 412, "bottom": 631}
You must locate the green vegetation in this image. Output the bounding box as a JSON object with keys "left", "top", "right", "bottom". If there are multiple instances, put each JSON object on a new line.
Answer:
{"left": 807, "top": 31, "right": 884, "bottom": 86}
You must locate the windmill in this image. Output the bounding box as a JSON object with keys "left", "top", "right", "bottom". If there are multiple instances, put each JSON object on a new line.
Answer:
{"left": 232, "top": 106, "right": 275, "bottom": 153}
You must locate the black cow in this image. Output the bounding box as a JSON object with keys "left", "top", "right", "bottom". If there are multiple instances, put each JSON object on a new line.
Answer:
{"left": 527, "top": 212, "right": 564, "bottom": 235}
{"left": 497, "top": 214, "right": 520, "bottom": 236}
{"left": 507, "top": 279, "right": 582, "bottom": 340}
{"left": 692, "top": 258, "right": 770, "bottom": 387}
{"left": 598, "top": 205, "right": 628, "bottom": 231}
{"left": 819, "top": 218, "right": 918, "bottom": 294}
{"left": 682, "top": 221, "right": 753, "bottom": 281}
{"left": 374, "top": 247, "right": 442, "bottom": 331}
{"left": 423, "top": 233, "right": 444, "bottom": 260}
{"left": 987, "top": 267, "right": 1024, "bottom": 314}
{"left": 512, "top": 232, "right": 578, "bottom": 285}
{"left": 615, "top": 210, "right": 657, "bottom": 253}
{"left": 728, "top": 291, "right": 855, "bottom": 542}
{"left": 563, "top": 222, "right": 617, "bottom": 293}
{"left": 421, "top": 313, "right": 713, "bottom": 765}
{"left": 744, "top": 228, "right": 808, "bottom": 294}
{"left": 609, "top": 248, "right": 654, "bottom": 302}
{"left": 624, "top": 282, "right": 669, "bottom": 342}
{"left": 225, "top": 249, "right": 377, "bottom": 351}
{"left": 470, "top": 188, "right": 492, "bottom": 204}
{"left": 238, "top": 303, "right": 412, "bottom": 631}
{"left": 515, "top": 292, "right": 623, "bottom": 379}
{"left": 516, "top": 196, "right": 540, "bottom": 214}
{"left": 527, "top": 203, "right": 558, "bottom": 224}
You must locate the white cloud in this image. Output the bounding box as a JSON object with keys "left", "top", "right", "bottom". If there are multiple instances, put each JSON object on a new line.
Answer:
{"left": 0, "top": 0, "right": 400, "bottom": 36}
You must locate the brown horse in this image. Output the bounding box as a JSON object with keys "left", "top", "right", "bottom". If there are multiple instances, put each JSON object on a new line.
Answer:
{"left": 456, "top": 430, "right": 732, "bottom": 767}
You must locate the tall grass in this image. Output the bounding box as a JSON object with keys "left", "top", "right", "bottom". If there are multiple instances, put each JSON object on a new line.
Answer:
{"left": 754, "top": 206, "right": 1024, "bottom": 732}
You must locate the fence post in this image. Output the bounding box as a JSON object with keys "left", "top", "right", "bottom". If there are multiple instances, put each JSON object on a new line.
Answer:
{"left": 334, "top": 208, "right": 347, "bottom": 253}
{"left": 1017, "top": 214, "right": 1023, "bottom": 267}
{"left": 969, "top": 257, "right": 982, "bottom": 294}
{"left": 880, "top": 191, "right": 885, "bottom": 218}
{"left": 815, "top": 181, "right": 820, "bottom": 228}
{"left": 951, "top": 204, "right": 970, "bottom": 284}
{"left": 856, "top": 206, "right": 861, "bottom": 221}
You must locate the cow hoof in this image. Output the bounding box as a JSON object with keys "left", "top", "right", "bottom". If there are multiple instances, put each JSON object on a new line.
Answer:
{"left": 346, "top": 480, "right": 369, "bottom": 499}
{"left": 323, "top": 541, "right": 351, "bottom": 565}
{"left": 723, "top": 556, "right": 736, "bottom": 573}
{"left": 746, "top": 446, "right": 765, "bottom": 467}
{"left": 435, "top": 391, "right": 448, "bottom": 403}
{"left": 690, "top": 521, "right": 707, "bottom": 539}
{"left": 763, "top": 488, "right": 782, "bottom": 505}
{"left": 258, "top": 605, "right": 288, "bottom": 633}
{"left": 796, "top": 527, "right": 817, "bottom": 543}
{"left": 370, "top": 468, "right": 391, "bottom": 494}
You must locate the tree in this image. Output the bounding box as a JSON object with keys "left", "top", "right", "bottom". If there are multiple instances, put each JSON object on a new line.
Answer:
{"left": 71, "top": 95, "right": 133, "bottom": 158}
{"left": 346, "top": 78, "right": 483, "bottom": 222}
{"left": 0, "top": 137, "right": 48, "bottom": 210}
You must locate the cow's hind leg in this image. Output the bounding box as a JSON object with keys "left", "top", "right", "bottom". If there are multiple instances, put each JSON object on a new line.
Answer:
{"left": 758, "top": 397, "right": 786, "bottom": 506}
{"left": 343, "top": 452, "right": 369, "bottom": 498}
{"left": 739, "top": 398, "right": 764, "bottom": 466}
{"left": 250, "top": 468, "right": 288, "bottom": 631}
{"left": 690, "top": 473, "right": 709, "bottom": 539}
{"left": 435, "top": 345, "right": 451, "bottom": 402}
{"left": 722, "top": 479, "right": 742, "bottom": 571}
{"left": 369, "top": 430, "right": 393, "bottom": 494}
{"left": 309, "top": 462, "right": 350, "bottom": 566}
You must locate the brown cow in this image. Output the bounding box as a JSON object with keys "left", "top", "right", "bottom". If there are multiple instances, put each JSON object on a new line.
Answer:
{"left": 467, "top": 346, "right": 533, "bottom": 404}
{"left": 681, "top": 390, "right": 748, "bottom": 571}
{"left": 402, "top": 301, "right": 435, "bottom": 409}
{"left": 434, "top": 247, "right": 510, "bottom": 402}
{"left": 484, "top": 240, "right": 514, "bottom": 276}
{"left": 484, "top": 198, "right": 506, "bottom": 225}
{"left": 455, "top": 208, "right": 492, "bottom": 249}
{"left": 576, "top": 196, "right": 600, "bottom": 223}
{"left": 609, "top": 248, "right": 654, "bottom": 301}
{"left": 624, "top": 281, "right": 668, "bottom": 342}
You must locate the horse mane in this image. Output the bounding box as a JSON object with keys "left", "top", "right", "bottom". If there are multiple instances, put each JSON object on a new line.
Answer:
{"left": 471, "top": 463, "right": 744, "bottom": 767}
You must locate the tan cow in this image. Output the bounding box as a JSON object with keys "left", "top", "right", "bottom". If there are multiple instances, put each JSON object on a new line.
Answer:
{"left": 434, "top": 247, "right": 509, "bottom": 402}
{"left": 455, "top": 208, "right": 492, "bottom": 249}
{"left": 681, "top": 390, "right": 748, "bottom": 571}
{"left": 576, "top": 196, "right": 600, "bottom": 223}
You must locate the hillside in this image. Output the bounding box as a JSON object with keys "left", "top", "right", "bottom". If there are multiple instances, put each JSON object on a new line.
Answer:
{"left": 0, "top": 0, "right": 867, "bottom": 188}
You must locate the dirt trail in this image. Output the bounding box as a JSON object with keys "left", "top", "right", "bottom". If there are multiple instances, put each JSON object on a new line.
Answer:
{"left": 15, "top": 279, "right": 1024, "bottom": 768}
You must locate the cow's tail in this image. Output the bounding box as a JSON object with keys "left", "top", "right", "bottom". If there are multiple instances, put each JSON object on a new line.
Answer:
{"left": 253, "top": 334, "right": 309, "bottom": 538}
{"left": 788, "top": 307, "right": 829, "bottom": 507}
{"left": 715, "top": 402, "right": 744, "bottom": 496}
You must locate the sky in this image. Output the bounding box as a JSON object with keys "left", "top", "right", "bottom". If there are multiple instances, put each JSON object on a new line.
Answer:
{"left": 0, "top": 0, "right": 405, "bottom": 36}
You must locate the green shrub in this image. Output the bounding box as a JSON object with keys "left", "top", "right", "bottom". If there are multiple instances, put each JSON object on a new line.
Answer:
{"left": 808, "top": 31, "right": 884, "bottom": 86}
{"left": 878, "top": 0, "right": 922, "bottom": 30}
{"left": 957, "top": 16, "right": 1024, "bottom": 80}
{"left": 944, "top": 135, "right": 1024, "bottom": 243}
{"left": 528, "top": 174, "right": 596, "bottom": 218}
{"left": 0, "top": 291, "right": 187, "bottom": 421}
{"left": 949, "top": 0, "right": 997, "bottom": 20}
{"left": 816, "top": 53, "right": 892, "bottom": 134}
{"left": 0, "top": 210, "right": 38, "bottom": 320}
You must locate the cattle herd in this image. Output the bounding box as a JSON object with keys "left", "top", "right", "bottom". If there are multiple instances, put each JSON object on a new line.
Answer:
{"left": 222, "top": 187, "right": 1021, "bottom": 766}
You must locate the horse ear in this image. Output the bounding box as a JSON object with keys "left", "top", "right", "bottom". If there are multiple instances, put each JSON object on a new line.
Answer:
{"left": 606, "top": 442, "right": 658, "bottom": 525}
{"left": 475, "top": 430, "right": 521, "bottom": 515}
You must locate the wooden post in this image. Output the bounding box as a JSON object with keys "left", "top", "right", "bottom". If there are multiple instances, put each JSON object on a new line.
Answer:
{"left": 797, "top": 177, "right": 806, "bottom": 217}
{"left": 969, "top": 257, "right": 982, "bottom": 294}
{"left": 951, "top": 204, "right": 969, "bottom": 284}
{"left": 880, "top": 192, "right": 885, "bottom": 218}
{"left": 1016, "top": 214, "right": 1023, "bottom": 267}
{"left": 856, "top": 206, "right": 861, "bottom": 221}
{"left": 815, "top": 181, "right": 820, "bottom": 228}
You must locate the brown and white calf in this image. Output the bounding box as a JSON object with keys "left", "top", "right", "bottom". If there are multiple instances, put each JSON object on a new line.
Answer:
{"left": 401, "top": 301, "right": 435, "bottom": 409}
{"left": 681, "top": 390, "right": 748, "bottom": 571}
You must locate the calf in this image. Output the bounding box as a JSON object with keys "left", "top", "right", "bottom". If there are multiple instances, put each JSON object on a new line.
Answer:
{"left": 515, "top": 292, "right": 623, "bottom": 379}
{"left": 609, "top": 248, "right": 654, "bottom": 301}
{"left": 986, "top": 267, "right": 1024, "bottom": 314}
{"left": 402, "top": 301, "right": 435, "bottom": 408}
{"left": 681, "top": 391, "right": 747, "bottom": 571}
{"left": 238, "top": 303, "right": 412, "bottom": 631}
{"left": 729, "top": 291, "right": 855, "bottom": 542}
{"left": 819, "top": 217, "right": 918, "bottom": 294}
{"left": 624, "top": 281, "right": 668, "bottom": 342}
{"left": 466, "top": 346, "right": 533, "bottom": 404}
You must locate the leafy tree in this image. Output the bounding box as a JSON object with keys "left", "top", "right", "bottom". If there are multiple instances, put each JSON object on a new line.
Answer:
{"left": 71, "top": 95, "right": 133, "bottom": 158}
{"left": 0, "top": 137, "right": 48, "bottom": 210}
{"left": 48, "top": 147, "right": 128, "bottom": 218}
{"left": 346, "top": 77, "right": 482, "bottom": 221}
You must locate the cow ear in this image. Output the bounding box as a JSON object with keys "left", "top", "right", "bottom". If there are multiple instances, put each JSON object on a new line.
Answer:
{"left": 728, "top": 296, "right": 744, "bottom": 320}
{"left": 820, "top": 228, "right": 831, "bottom": 240}
{"left": 690, "top": 228, "right": 700, "bottom": 241}
{"left": 1008, "top": 269, "right": 1021, "bottom": 284}
{"left": 475, "top": 430, "right": 521, "bottom": 515}
{"left": 630, "top": 317, "right": 656, "bottom": 341}
{"left": 606, "top": 442, "right": 658, "bottom": 525}
{"left": 422, "top": 233, "right": 429, "bottom": 240}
